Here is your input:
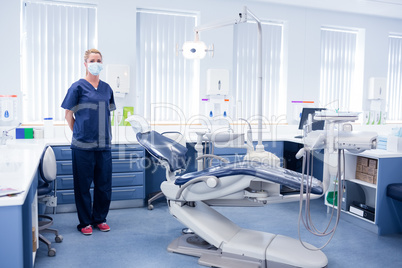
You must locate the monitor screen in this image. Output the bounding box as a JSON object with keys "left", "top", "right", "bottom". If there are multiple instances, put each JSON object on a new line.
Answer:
{"left": 298, "top": 108, "right": 326, "bottom": 130}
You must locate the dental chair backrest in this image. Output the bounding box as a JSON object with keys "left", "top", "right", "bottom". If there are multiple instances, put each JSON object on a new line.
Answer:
{"left": 136, "top": 131, "right": 188, "bottom": 176}
{"left": 38, "top": 146, "right": 57, "bottom": 196}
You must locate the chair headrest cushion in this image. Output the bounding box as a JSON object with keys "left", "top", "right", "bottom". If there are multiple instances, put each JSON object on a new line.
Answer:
{"left": 40, "top": 146, "right": 57, "bottom": 183}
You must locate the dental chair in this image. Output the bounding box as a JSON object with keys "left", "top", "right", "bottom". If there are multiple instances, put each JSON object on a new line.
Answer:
{"left": 147, "top": 131, "right": 186, "bottom": 210}
{"left": 38, "top": 146, "right": 63, "bottom": 257}
{"left": 136, "top": 130, "right": 328, "bottom": 268}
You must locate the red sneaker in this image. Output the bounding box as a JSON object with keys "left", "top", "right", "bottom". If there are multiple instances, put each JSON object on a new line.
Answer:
{"left": 81, "top": 225, "right": 93, "bottom": 235}
{"left": 97, "top": 222, "right": 110, "bottom": 232}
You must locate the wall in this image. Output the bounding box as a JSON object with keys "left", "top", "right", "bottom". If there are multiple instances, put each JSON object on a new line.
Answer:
{"left": 1, "top": 0, "right": 402, "bottom": 124}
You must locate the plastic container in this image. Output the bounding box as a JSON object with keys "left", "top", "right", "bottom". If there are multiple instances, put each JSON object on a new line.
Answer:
{"left": 326, "top": 191, "right": 338, "bottom": 205}
{"left": 34, "top": 128, "right": 44, "bottom": 139}
{"left": 44, "top": 118, "right": 54, "bottom": 139}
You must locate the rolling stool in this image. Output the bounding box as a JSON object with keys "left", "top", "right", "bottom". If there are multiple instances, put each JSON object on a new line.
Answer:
{"left": 38, "top": 146, "right": 63, "bottom": 256}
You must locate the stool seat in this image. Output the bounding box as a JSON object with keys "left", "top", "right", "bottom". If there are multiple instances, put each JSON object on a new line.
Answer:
{"left": 387, "top": 183, "right": 402, "bottom": 202}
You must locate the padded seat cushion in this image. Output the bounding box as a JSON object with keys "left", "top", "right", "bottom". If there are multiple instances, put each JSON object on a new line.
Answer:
{"left": 175, "top": 160, "right": 324, "bottom": 195}
{"left": 387, "top": 183, "right": 402, "bottom": 202}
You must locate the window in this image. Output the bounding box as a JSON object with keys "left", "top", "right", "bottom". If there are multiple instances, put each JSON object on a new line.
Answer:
{"left": 21, "top": 0, "right": 97, "bottom": 122}
{"left": 386, "top": 34, "right": 402, "bottom": 121}
{"left": 319, "top": 27, "right": 364, "bottom": 112}
{"left": 233, "top": 21, "right": 285, "bottom": 121}
{"left": 136, "top": 9, "right": 198, "bottom": 122}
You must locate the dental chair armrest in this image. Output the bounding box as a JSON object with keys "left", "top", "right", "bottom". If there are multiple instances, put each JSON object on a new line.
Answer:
{"left": 175, "top": 175, "right": 219, "bottom": 200}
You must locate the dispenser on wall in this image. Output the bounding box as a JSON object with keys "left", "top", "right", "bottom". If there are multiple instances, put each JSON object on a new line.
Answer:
{"left": 0, "top": 95, "right": 18, "bottom": 124}
{"left": 364, "top": 77, "right": 387, "bottom": 125}
{"left": 207, "top": 69, "right": 229, "bottom": 95}
{"left": 368, "top": 77, "right": 386, "bottom": 100}
{"left": 106, "top": 64, "right": 130, "bottom": 97}
{"left": 203, "top": 69, "right": 231, "bottom": 125}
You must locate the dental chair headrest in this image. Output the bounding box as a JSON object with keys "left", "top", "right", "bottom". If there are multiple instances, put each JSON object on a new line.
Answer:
{"left": 136, "top": 131, "right": 188, "bottom": 172}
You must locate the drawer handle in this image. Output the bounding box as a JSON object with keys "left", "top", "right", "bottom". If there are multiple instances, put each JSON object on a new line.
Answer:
{"left": 61, "top": 163, "right": 72, "bottom": 166}
{"left": 113, "top": 175, "right": 137, "bottom": 179}
{"left": 61, "top": 193, "right": 74, "bottom": 196}
{"left": 61, "top": 178, "right": 73, "bottom": 181}
{"left": 112, "top": 189, "right": 136, "bottom": 193}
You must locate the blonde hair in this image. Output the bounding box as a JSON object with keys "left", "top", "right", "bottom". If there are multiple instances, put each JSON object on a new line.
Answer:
{"left": 84, "top": 48, "right": 102, "bottom": 62}
{"left": 84, "top": 48, "right": 102, "bottom": 75}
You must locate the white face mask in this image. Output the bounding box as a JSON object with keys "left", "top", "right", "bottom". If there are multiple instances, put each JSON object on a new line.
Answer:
{"left": 87, "top": 62, "right": 103, "bottom": 76}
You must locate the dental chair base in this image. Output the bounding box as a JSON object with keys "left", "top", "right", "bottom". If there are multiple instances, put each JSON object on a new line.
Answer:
{"left": 167, "top": 201, "right": 328, "bottom": 268}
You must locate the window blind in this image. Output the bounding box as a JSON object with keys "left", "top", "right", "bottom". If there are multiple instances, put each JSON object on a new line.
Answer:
{"left": 233, "top": 21, "right": 285, "bottom": 121}
{"left": 319, "top": 27, "right": 358, "bottom": 110}
{"left": 21, "top": 0, "right": 97, "bottom": 122}
{"left": 386, "top": 34, "right": 402, "bottom": 121}
{"left": 136, "top": 9, "right": 197, "bottom": 122}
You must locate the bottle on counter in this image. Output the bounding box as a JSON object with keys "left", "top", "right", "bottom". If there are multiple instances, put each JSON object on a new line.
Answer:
{"left": 44, "top": 117, "right": 54, "bottom": 139}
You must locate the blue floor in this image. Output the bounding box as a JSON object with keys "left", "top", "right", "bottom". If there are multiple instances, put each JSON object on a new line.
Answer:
{"left": 34, "top": 198, "right": 402, "bottom": 268}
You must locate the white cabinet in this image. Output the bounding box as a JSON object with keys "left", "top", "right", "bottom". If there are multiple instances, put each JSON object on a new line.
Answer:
{"left": 325, "top": 150, "right": 402, "bottom": 235}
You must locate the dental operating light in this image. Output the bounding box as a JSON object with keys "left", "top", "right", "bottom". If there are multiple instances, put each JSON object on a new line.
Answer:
{"left": 182, "top": 32, "right": 208, "bottom": 59}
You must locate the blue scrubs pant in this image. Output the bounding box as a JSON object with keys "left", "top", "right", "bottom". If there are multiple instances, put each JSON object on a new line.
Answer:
{"left": 72, "top": 149, "right": 112, "bottom": 230}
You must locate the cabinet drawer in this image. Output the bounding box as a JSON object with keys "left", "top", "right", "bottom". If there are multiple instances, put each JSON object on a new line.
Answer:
{"left": 57, "top": 158, "right": 145, "bottom": 175}
{"left": 112, "top": 158, "right": 145, "bottom": 172}
{"left": 112, "top": 150, "right": 144, "bottom": 159}
{"left": 53, "top": 145, "right": 144, "bottom": 160}
{"left": 110, "top": 186, "right": 145, "bottom": 200}
{"left": 56, "top": 186, "right": 145, "bottom": 204}
{"left": 56, "top": 161, "right": 73, "bottom": 175}
{"left": 56, "top": 190, "right": 76, "bottom": 204}
{"left": 112, "top": 172, "right": 144, "bottom": 187}
{"left": 53, "top": 146, "right": 72, "bottom": 160}
{"left": 56, "top": 172, "right": 144, "bottom": 190}
{"left": 111, "top": 144, "right": 143, "bottom": 151}
{"left": 56, "top": 175, "right": 74, "bottom": 189}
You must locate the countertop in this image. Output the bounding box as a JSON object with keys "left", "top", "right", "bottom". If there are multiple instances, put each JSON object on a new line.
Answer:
{"left": 1, "top": 123, "right": 400, "bottom": 207}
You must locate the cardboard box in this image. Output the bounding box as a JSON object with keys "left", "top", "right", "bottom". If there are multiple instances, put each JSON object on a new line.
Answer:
{"left": 357, "top": 156, "right": 369, "bottom": 166}
{"left": 355, "top": 171, "right": 374, "bottom": 184}
{"left": 356, "top": 164, "right": 363, "bottom": 172}
{"left": 362, "top": 166, "right": 369, "bottom": 174}
{"left": 368, "top": 159, "right": 378, "bottom": 168}
{"left": 32, "top": 227, "right": 37, "bottom": 252}
{"left": 355, "top": 157, "right": 377, "bottom": 185}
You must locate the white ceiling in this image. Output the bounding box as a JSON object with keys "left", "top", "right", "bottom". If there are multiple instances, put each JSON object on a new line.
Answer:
{"left": 254, "top": 0, "right": 402, "bottom": 19}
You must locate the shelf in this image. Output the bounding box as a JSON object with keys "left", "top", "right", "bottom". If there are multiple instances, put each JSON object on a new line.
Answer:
{"left": 344, "top": 210, "right": 375, "bottom": 224}
{"left": 346, "top": 178, "right": 377, "bottom": 189}
{"left": 324, "top": 202, "right": 376, "bottom": 224}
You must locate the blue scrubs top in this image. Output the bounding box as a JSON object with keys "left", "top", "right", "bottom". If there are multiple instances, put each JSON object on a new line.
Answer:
{"left": 61, "top": 79, "right": 116, "bottom": 151}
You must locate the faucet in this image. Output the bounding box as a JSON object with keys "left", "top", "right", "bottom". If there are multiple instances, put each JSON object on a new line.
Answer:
{"left": 0, "top": 123, "right": 21, "bottom": 145}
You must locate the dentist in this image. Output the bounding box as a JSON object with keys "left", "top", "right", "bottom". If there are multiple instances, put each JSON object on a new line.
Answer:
{"left": 61, "top": 48, "right": 116, "bottom": 235}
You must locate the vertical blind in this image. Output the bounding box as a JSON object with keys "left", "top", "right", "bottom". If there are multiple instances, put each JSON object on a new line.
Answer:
{"left": 136, "top": 9, "right": 197, "bottom": 122}
{"left": 21, "top": 1, "right": 97, "bottom": 122}
{"left": 319, "top": 27, "right": 357, "bottom": 110}
{"left": 233, "top": 22, "right": 285, "bottom": 121}
{"left": 387, "top": 35, "right": 402, "bottom": 121}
